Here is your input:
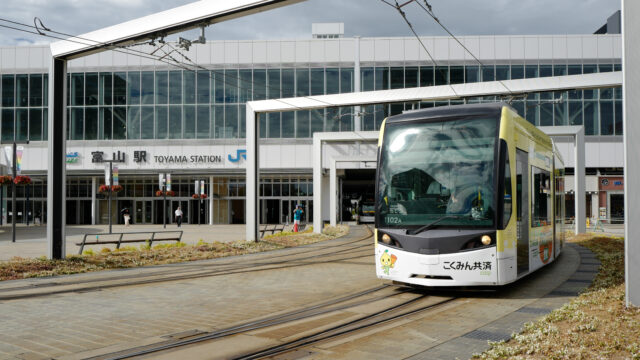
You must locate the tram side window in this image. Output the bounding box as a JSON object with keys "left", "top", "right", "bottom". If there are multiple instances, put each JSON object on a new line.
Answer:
{"left": 503, "top": 151, "right": 512, "bottom": 226}
{"left": 532, "top": 167, "right": 552, "bottom": 227}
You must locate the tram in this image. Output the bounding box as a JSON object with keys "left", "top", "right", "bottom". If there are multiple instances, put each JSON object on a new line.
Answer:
{"left": 375, "top": 103, "right": 566, "bottom": 286}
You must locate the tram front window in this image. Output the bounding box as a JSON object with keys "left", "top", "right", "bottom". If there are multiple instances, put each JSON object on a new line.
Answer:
{"left": 377, "top": 117, "right": 497, "bottom": 229}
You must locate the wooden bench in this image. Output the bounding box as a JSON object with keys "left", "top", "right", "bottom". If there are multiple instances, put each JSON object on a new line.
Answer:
{"left": 259, "top": 224, "right": 285, "bottom": 238}
{"left": 76, "top": 231, "right": 183, "bottom": 254}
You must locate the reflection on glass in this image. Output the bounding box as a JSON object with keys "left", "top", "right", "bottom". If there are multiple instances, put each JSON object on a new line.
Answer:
{"left": 377, "top": 117, "right": 497, "bottom": 228}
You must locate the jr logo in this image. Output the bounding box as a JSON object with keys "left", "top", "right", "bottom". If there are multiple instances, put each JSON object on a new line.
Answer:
{"left": 228, "top": 149, "right": 247, "bottom": 163}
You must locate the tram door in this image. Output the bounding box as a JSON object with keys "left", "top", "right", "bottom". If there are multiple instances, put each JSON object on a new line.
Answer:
{"left": 516, "top": 150, "right": 530, "bottom": 276}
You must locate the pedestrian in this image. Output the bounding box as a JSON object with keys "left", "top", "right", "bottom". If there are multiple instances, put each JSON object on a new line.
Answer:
{"left": 292, "top": 204, "right": 303, "bottom": 232}
{"left": 175, "top": 206, "right": 183, "bottom": 227}
{"left": 121, "top": 208, "right": 131, "bottom": 226}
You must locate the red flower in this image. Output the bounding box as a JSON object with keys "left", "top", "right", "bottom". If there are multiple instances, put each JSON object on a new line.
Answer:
{"left": 200, "top": 194, "right": 208, "bottom": 199}
{"left": 98, "top": 184, "right": 123, "bottom": 193}
{"left": 0, "top": 175, "right": 13, "bottom": 185}
{"left": 13, "top": 175, "right": 32, "bottom": 185}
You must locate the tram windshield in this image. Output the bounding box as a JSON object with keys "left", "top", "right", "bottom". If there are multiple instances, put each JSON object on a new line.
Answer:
{"left": 377, "top": 116, "right": 497, "bottom": 229}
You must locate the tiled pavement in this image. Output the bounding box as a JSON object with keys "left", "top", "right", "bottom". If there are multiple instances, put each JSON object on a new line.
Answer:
{"left": 0, "top": 227, "right": 599, "bottom": 360}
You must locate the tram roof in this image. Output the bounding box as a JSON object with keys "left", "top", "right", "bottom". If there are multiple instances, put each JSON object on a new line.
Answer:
{"left": 385, "top": 103, "right": 508, "bottom": 124}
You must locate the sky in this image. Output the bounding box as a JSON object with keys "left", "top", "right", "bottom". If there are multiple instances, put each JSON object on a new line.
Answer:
{"left": 0, "top": 0, "right": 621, "bottom": 46}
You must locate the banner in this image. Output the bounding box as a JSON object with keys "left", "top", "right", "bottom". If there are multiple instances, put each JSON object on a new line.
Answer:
{"left": 195, "top": 180, "right": 199, "bottom": 195}
{"left": 159, "top": 173, "right": 164, "bottom": 188}
{"left": 4, "top": 146, "right": 12, "bottom": 175}
{"left": 200, "top": 180, "right": 205, "bottom": 195}
{"left": 166, "top": 174, "right": 171, "bottom": 191}
{"left": 113, "top": 166, "right": 119, "bottom": 186}
{"left": 105, "top": 166, "right": 110, "bottom": 186}
{"left": 16, "top": 146, "right": 23, "bottom": 175}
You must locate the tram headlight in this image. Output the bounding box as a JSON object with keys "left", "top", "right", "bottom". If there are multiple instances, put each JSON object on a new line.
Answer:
{"left": 381, "top": 234, "right": 392, "bottom": 245}
{"left": 481, "top": 235, "right": 492, "bottom": 246}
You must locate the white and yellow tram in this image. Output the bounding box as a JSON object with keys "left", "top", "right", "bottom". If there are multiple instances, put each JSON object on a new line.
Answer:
{"left": 375, "top": 103, "right": 566, "bottom": 286}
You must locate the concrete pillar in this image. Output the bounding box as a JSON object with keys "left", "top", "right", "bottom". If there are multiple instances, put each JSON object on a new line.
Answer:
{"left": 330, "top": 160, "right": 338, "bottom": 227}
{"left": 246, "top": 104, "right": 259, "bottom": 241}
{"left": 47, "top": 58, "right": 67, "bottom": 259}
{"left": 312, "top": 134, "right": 322, "bottom": 233}
{"left": 354, "top": 36, "right": 362, "bottom": 132}
{"left": 209, "top": 175, "right": 214, "bottom": 225}
{"left": 575, "top": 127, "right": 586, "bottom": 234}
{"left": 91, "top": 177, "right": 96, "bottom": 225}
{"left": 622, "top": 0, "right": 640, "bottom": 306}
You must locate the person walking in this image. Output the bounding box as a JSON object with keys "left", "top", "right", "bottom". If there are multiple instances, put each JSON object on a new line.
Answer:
{"left": 121, "top": 208, "right": 131, "bottom": 226}
{"left": 175, "top": 206, "right": 183, "bottom": 227}
{"left": 293, "top": 204, "right": 303, "bottom": 232}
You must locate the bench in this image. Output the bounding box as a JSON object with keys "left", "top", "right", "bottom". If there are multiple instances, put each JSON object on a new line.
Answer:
{"left": 259, "top": 224, "right": 285, "bottom": 238}
{"left": 76, "top": 231, "right": 183, "bottom": 254}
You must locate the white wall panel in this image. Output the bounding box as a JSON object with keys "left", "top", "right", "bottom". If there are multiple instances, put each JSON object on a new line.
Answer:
{"left": 212, "top": 42, "right": 225, "bottom": 64}
{"left": 494, "top": 37, "right": 509, "bottom": 60}
{"left": 585, "top": 142, "right": 601, "bottom": 167}
{"left": 463, "top": 37, "right": 480, "bottom": 62}
{"left": 539, "top": 36, "right": 553, "bottom": 60}
{"left": 389, "top": 39, "right": 404, "bottom": 62}
{"left": 98, "top": 50, "right": 113, "bottom": 67}
{"left": 324, "top": 40, "right": 340, "bottom": 62}
{"left": 252, "top": 41, "right": 267, "bottom": 64}
{"left": 374, "top": 39, "right": 390, "bottom": 62}
{"left": 524, "top": 36, "right": 539, "bottom": 59}
{"left": 339, "top": 39, "right": 354, "bottom": 63}
{"left": 238, "top": 42, "right": 253, "bottom": 64}
{"left": 27, "top": 47, "right": 46, "bottom": 69}
{"left": 281, "top": 41, "right": 296, "bottom": 63}
{"left": 613, "top": 36, "right": 622, "bottom": 58}
{"left": 434, "top": 38, "right": 448, "bottom": 61}
{"left": 404, "top": 38, "right": 419, "bottom": 61}
{"left": 418, "top": 37, "right": 435, "bottom": 63}
{"left": 478, "top": 37, "right": 495, "bottom": 61}
{"left": 510, "top": 37, "right": 525, "bottom": 60}
{"left": 224, "top": 42, "right": 239, "bottom": 64}
{"left": 266, "top": 41, "right": 281, "bottom": 63}
{"left": 566, "top": 36, "right": 582, "bottom": 59}
{"left": 359, "top": 39, "right": 375, "bottom": 62}
{"left": 597, "top": 36, "right": 614, "bottom": 59}
{"left": 196, "top": 43, "right": 211, "bottom": 64}
{"left": 309, "top": 41, "right": 325, "bottom": 63}
{"left": 14, "top": 48, "right": 29, "bottom": 70}
{"left": 295, "top": 40, "right": 310, "bottom": 63}
{"left": 448, "top": 38, "right": 465, "bottom": 61}
{"left": 552, "top": 36, "right": 568, "bottom": 59}
{"left": 582, "top": 36, "right": 598, "bottom": 59}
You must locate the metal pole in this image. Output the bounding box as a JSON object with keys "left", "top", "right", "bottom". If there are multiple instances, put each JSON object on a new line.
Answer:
{"left": 12, "top": 142, "right": 16, "bottom": 243}
{"left": 1, "top": 183, "right": 3, "bottom": 226}
{"left": 26, "top": 183, "right": 30, "bottom": 226}
{"left": 163, "top": 182, "right": 167, "bottom": 229}
{"left": 108, "top": 162, "right": 113, "bottom": 234}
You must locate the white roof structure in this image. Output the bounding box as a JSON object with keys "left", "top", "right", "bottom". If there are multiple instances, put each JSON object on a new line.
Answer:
{"left": 50, "top": 0, "right": 304, "bottom": 59}
{"left": 248, "top": 71, "right": 622, "bottom": 112}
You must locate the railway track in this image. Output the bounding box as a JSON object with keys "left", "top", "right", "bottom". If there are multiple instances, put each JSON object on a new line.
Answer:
{"left": 0, "top": 226, "right": 374, "bottom": 301}
{"left": 79, "top": 285, "right": 457, "bottom": 360}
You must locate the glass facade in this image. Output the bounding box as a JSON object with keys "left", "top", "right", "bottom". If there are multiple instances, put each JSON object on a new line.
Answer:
{"left": 0, "top": 63, "right": 622, "bottom": 142}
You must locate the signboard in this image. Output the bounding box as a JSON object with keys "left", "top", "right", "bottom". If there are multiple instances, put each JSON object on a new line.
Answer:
{"left": 166, "top": 174, "right": 172, "bottom": 191}
{"left": 200, "top": 180, "right": 205, "bottom": 195}
{"left": 599, "top": 207, "right": 607, "bottom": 220}
{"left": 16, "top": 146, "right": 23, "bottom": 174}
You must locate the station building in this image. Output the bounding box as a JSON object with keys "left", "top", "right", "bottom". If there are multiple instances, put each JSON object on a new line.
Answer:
{"left": 0, "top": 18, "right": 624, "bottom": 226}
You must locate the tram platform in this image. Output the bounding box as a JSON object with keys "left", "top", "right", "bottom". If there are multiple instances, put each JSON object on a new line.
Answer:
{"left": 0, "top": 224, "right": 251, "bottom": 260}
{"left": 0, "top": 226, "right": 598, "bottom": 360}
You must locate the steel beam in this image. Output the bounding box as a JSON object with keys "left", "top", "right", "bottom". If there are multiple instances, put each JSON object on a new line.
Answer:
{"left": 622, "top": 0, "right": 640, "bottom": 307}
{"left": 47, "top": 58, "right": 67, "bottom": 259}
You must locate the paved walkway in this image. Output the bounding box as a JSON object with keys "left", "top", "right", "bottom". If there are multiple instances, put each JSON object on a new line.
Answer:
{"left": 0, "top": 224, "right": 252, "bottom": 260}
{"left": 0, "top": 225, "right": 599, "bottom": 360}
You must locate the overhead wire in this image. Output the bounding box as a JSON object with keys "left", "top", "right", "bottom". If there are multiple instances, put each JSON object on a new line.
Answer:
{"left": 0, "top": 16, "right": 375, "bottom": 138}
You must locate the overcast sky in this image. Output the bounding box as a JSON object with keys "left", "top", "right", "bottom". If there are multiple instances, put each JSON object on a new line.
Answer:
{"left": 0, "top": 0, "right": 621, "bottom": 46}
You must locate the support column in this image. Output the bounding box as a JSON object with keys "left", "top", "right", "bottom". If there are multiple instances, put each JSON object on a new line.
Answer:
{"left": 312, "top": 134, "right": 322, "bottom": 233}
{"left": 353, "top": 36, "right": 362, "bottom": 132}
{"left": 91, "top": 177, "right": 96, "bottom": 225}
{"left": 330, "top": 159, "right": 338, "bottom": 227}
{"left": 622, "top": 0, "right": 640, "bottom": 307}
{"left": 246, "top": 104, "right": 259, "bottom": 241}
{"left": 209, "top": 175, "right": 214, "bottom": 225}
{"left": 47, "top": 58, "right": 67, "bottom": 259}
{"left": 575, "top": 127, "right": 586, "bottom": 234}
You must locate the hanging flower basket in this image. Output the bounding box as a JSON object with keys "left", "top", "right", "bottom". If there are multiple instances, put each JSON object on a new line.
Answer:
{"left": 156, "top": 190, "right": 175, "bottom": 197}
{"left": 200, "top": 194, "right": 208, "bottom": 199}
{"left": 0, "top": 175, "right": 12, "bottom": 186}
{"left": 192, "top": 193, "right": 208, "bottom": 199}
{"left": 98, "top": 184, "right": 123, "bottom": 193}
{"left": 13, "top": 175, "right": 32, "bottom": 185}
